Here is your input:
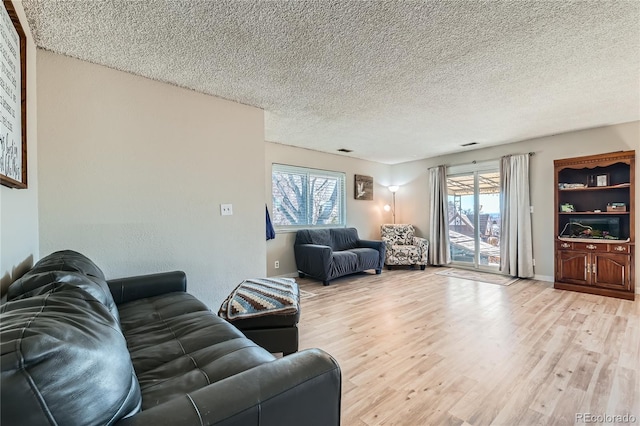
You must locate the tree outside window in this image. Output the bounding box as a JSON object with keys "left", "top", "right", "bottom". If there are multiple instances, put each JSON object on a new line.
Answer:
{"left": 272, "top": 165, "right": 346, "bottom": 230}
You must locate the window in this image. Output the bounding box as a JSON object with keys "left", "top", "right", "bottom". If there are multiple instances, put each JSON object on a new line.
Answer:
{"left": 272, "top": 164, "right": 346, "bottom": 230}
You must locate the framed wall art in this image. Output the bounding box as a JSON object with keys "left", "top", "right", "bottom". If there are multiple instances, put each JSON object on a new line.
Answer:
{"left": 596, "top": 174, "right": 609, "bottom": 187}
{"left": 0, "top": 0, "right": 27, "bottom": 188}
{"left": 354, "top": 174, "right": 373, "bottom": 200}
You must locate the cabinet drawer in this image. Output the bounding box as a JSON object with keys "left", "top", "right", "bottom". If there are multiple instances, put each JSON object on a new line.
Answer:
{"left": 609, "top": 244, "right": 630, "bottom": 254}
{"left": 573, "top": 242, "right": 608, "bottom": 252}
{"left": 557, "top": 241, "right": 574, "bottom": 250}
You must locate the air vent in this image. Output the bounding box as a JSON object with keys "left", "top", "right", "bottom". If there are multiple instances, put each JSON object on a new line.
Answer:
{"left": 461, "top": 142, "right": 479, "bottom": 147}
{"left": 337, "top": 148, "right": 353, "bottom": 153}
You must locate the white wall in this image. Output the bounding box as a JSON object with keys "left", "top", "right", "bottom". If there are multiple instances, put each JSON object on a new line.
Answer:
{"left": 36, "top": 51, "right": 266, "bottom": 308}
{"left": 265, "top": 142, "right": 391, "bottom": 277}
{"left": 393, "top": 121, "right": 639, "bottom": 289}
{"left": 0, "top": 1, "right": 39, "bottom": 296}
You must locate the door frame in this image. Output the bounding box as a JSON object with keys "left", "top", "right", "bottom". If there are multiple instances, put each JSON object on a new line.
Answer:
{"left": 447, "top": 160, "right": 500, "bottom": 272}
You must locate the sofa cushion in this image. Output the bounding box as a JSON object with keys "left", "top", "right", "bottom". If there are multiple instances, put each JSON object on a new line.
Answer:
{"left": 117, "top": 292, "right": 276, "bottom": 409}
{"left": 330, "top": 251, "right": 358, "bottom": 277}
{"left": 0, "top": 285, "right": 141, "bottom": 426}
{"left": 7, "top": 271, "right": 120, "bottom": 324}
{"left": 388, "top": 245, "right": 421, "bottom": 264}
{"left": 350, "top": 247, "right": 381, "bottom": 271}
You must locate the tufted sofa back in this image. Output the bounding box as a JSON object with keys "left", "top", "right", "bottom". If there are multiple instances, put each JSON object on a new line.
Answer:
{"left": 295, "top": 228, "right": 361, "bottom": 251}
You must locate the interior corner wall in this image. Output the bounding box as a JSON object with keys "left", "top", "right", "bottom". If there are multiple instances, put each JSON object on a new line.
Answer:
{"left": 392, "top": 121, "right": 639, "bottom": 290}
{"left": 0, "top": 1, "right": 39, "bottom": 297}
{"left": 36, "top": 50, "right": 266, "bottom": 308}
{"left": 265, "top": 142, "right": 391, "bottom": 277}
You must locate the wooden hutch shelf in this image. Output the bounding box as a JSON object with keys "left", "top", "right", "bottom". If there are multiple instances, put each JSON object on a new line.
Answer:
{"left": 554, "top": 150, "right": 635, "bottom": 300}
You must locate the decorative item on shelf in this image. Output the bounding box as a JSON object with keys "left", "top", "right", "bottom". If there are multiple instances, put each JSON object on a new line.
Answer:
{"left": 607, "top": 202, "right": 627, "bottom": 212}
{"left": 354, "top": 174, "right": 373, "bottom": 200}
{"left": 559, "top": 183, "right": 586, "bottom": 189}
{"left": 596, "top": 174, "right": 609, "bottom": 187}
{"left": 383, "top": 185, "right": 399, "bottom": 224}
{"left": 560, "top": 203, "right": 575, "bottom": 212}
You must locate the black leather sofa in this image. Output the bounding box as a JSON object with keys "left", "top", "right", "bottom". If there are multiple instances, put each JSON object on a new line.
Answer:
{"left": 1, "top": 250, "right": 341, "bottom": 426}
{"left": 294, "top": 227, "right": 385, "bottom": 285}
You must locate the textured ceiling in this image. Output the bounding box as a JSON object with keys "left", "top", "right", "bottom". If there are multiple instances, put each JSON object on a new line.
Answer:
{"left": 22, "top": 0, "right": 640, "bottom": 164}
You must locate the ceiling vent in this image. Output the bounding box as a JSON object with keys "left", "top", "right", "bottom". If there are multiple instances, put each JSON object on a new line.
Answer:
{"left": 461, "top": 142, "right": 479, "bottom": 147}
{"left": 337, "top": 148, "right": 353, "bottom": 153}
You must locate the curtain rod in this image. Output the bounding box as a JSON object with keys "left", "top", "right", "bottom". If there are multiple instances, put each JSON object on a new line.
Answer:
{"left": 430, "top": 152, "right": 535, "bottom": 170}
{"left": 454, "top": 152, "right": 535, "bottom": 166}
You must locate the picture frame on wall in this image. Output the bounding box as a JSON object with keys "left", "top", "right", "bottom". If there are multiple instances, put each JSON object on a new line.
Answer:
{"left": 0, "top": 0, "right": 27, "bottom": 189}
{"left": 596, "top": 174, "right": 609, "bottom": 187}
{"left": 354, "top": 174, "right": 373, "bottom": 200}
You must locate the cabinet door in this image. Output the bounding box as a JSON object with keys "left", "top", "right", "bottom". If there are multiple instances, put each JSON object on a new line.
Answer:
{"left": 592, "top": 253, "right": 631, "bottom": 290}
{"left": 557, "top": 251, "right": 589, "bottom": 285}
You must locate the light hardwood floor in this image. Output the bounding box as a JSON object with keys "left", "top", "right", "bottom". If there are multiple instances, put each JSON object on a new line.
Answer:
{"left": 296, "top": 267, "right": 640, "bottom": 426}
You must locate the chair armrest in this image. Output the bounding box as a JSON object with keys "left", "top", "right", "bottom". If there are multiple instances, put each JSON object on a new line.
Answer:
{"left": 115, "top": 348, "right": 341, "bottom": 426}
{"left": 294, "top": 244, "right": 332, "bottom": 279}
{"left": 412, "top": 236, "right": 430, "bottom": 264}
{"left": 107, "top": 271, "right": 187, "bottom": 305}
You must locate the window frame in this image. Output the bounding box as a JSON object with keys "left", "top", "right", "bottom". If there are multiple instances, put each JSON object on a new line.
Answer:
{"left": 271, "top": 164, "right": 347, "bottom": 232}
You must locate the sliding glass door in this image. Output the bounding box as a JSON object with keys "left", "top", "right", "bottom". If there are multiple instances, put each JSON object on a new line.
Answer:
{"left": 447, "top": 162, "right": 501, "bottom": 270}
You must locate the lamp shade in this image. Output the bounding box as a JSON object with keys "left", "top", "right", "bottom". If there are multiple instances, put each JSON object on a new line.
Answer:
{"left": 388, "top": 185, "right": 399, "bottom": 193}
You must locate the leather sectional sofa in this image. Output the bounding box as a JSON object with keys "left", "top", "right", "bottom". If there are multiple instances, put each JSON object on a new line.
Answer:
{"left": 294, "top": 227, "right": 385, "bottom": 285}
{"left": 1, "top": 250, "right": 341, "bottom": 425}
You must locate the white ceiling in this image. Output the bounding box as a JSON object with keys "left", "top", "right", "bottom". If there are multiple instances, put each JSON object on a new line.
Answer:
{"left": 22, "top": 0, "right": 640, "bottom": 164}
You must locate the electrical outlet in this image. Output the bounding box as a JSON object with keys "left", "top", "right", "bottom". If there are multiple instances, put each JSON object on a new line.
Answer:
{"left": 220, "top": 204, "right": 233, "bottom": 216}
{"left": 274, "top": 261, "right": 280, "bottom": 269}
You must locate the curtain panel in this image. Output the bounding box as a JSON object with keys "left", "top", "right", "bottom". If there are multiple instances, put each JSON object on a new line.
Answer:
{"left": 499, "top": 154, "right": 534, "bottom": 278}
{"left": 428, "top": 166, "right": 451, "bottom": 265}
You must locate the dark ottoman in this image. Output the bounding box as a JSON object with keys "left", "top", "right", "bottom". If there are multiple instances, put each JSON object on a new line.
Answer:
{"left": 219, "top": 278, "right": 300, "bottom": 355}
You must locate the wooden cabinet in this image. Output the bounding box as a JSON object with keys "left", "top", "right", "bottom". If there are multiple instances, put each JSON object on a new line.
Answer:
{"left": 554, "top": 151, "right": 635, "bottom": 300}
{"left": 556, "top": 243, "right": 632, "bottom": 290}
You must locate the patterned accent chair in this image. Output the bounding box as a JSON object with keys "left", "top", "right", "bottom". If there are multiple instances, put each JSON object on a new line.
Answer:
{"left": 380, "top": 224, "right": 429, "bottom": 270}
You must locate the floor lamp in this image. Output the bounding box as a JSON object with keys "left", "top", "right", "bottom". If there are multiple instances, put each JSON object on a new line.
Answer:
{"left": 383, "top": 185, "right": 399, "bottom": 224}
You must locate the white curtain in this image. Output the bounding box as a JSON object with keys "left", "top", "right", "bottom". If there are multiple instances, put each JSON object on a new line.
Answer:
{"left": 428, "top": 166, "right": 451, "bottom": 265}
{"left": 499, "top": 154, "right": 534, "bottom": 277}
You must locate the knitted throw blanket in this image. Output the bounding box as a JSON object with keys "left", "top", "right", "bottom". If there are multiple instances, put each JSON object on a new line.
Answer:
{"left": 219, "top": 278, "right": 299, "bottom": 321}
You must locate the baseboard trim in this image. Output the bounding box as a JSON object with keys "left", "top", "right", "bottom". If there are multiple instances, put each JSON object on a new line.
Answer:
{"left": 534, "top": 274, "right": 554, "bottom": 283}
{"left": 270, "top": 272, "right": 299, "bottom": 279}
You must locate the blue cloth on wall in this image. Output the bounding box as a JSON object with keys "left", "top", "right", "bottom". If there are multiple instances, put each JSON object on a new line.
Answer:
{"left": 266, "top": 205, "right": 276, "bottom": 240}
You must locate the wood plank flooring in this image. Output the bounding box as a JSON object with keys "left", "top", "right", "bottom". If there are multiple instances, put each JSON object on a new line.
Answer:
{"left": 296, "top": 267, "right": 640, "bottom": 426}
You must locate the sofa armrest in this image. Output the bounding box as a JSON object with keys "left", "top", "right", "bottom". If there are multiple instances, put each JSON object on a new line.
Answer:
{"left": 107, "top": 271, "right": 187, "bottom": 305}
{"left": 115, "top": 348, "right": 341, "bottom": 426}
{"left": 294, "top": 244, "right": 332, "bottom": 279}
{"left": 358, "top": 239, "right": 384, "bottom": 250}
{"left": 357, "top": 239, "right": 386, "bottom": 268}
